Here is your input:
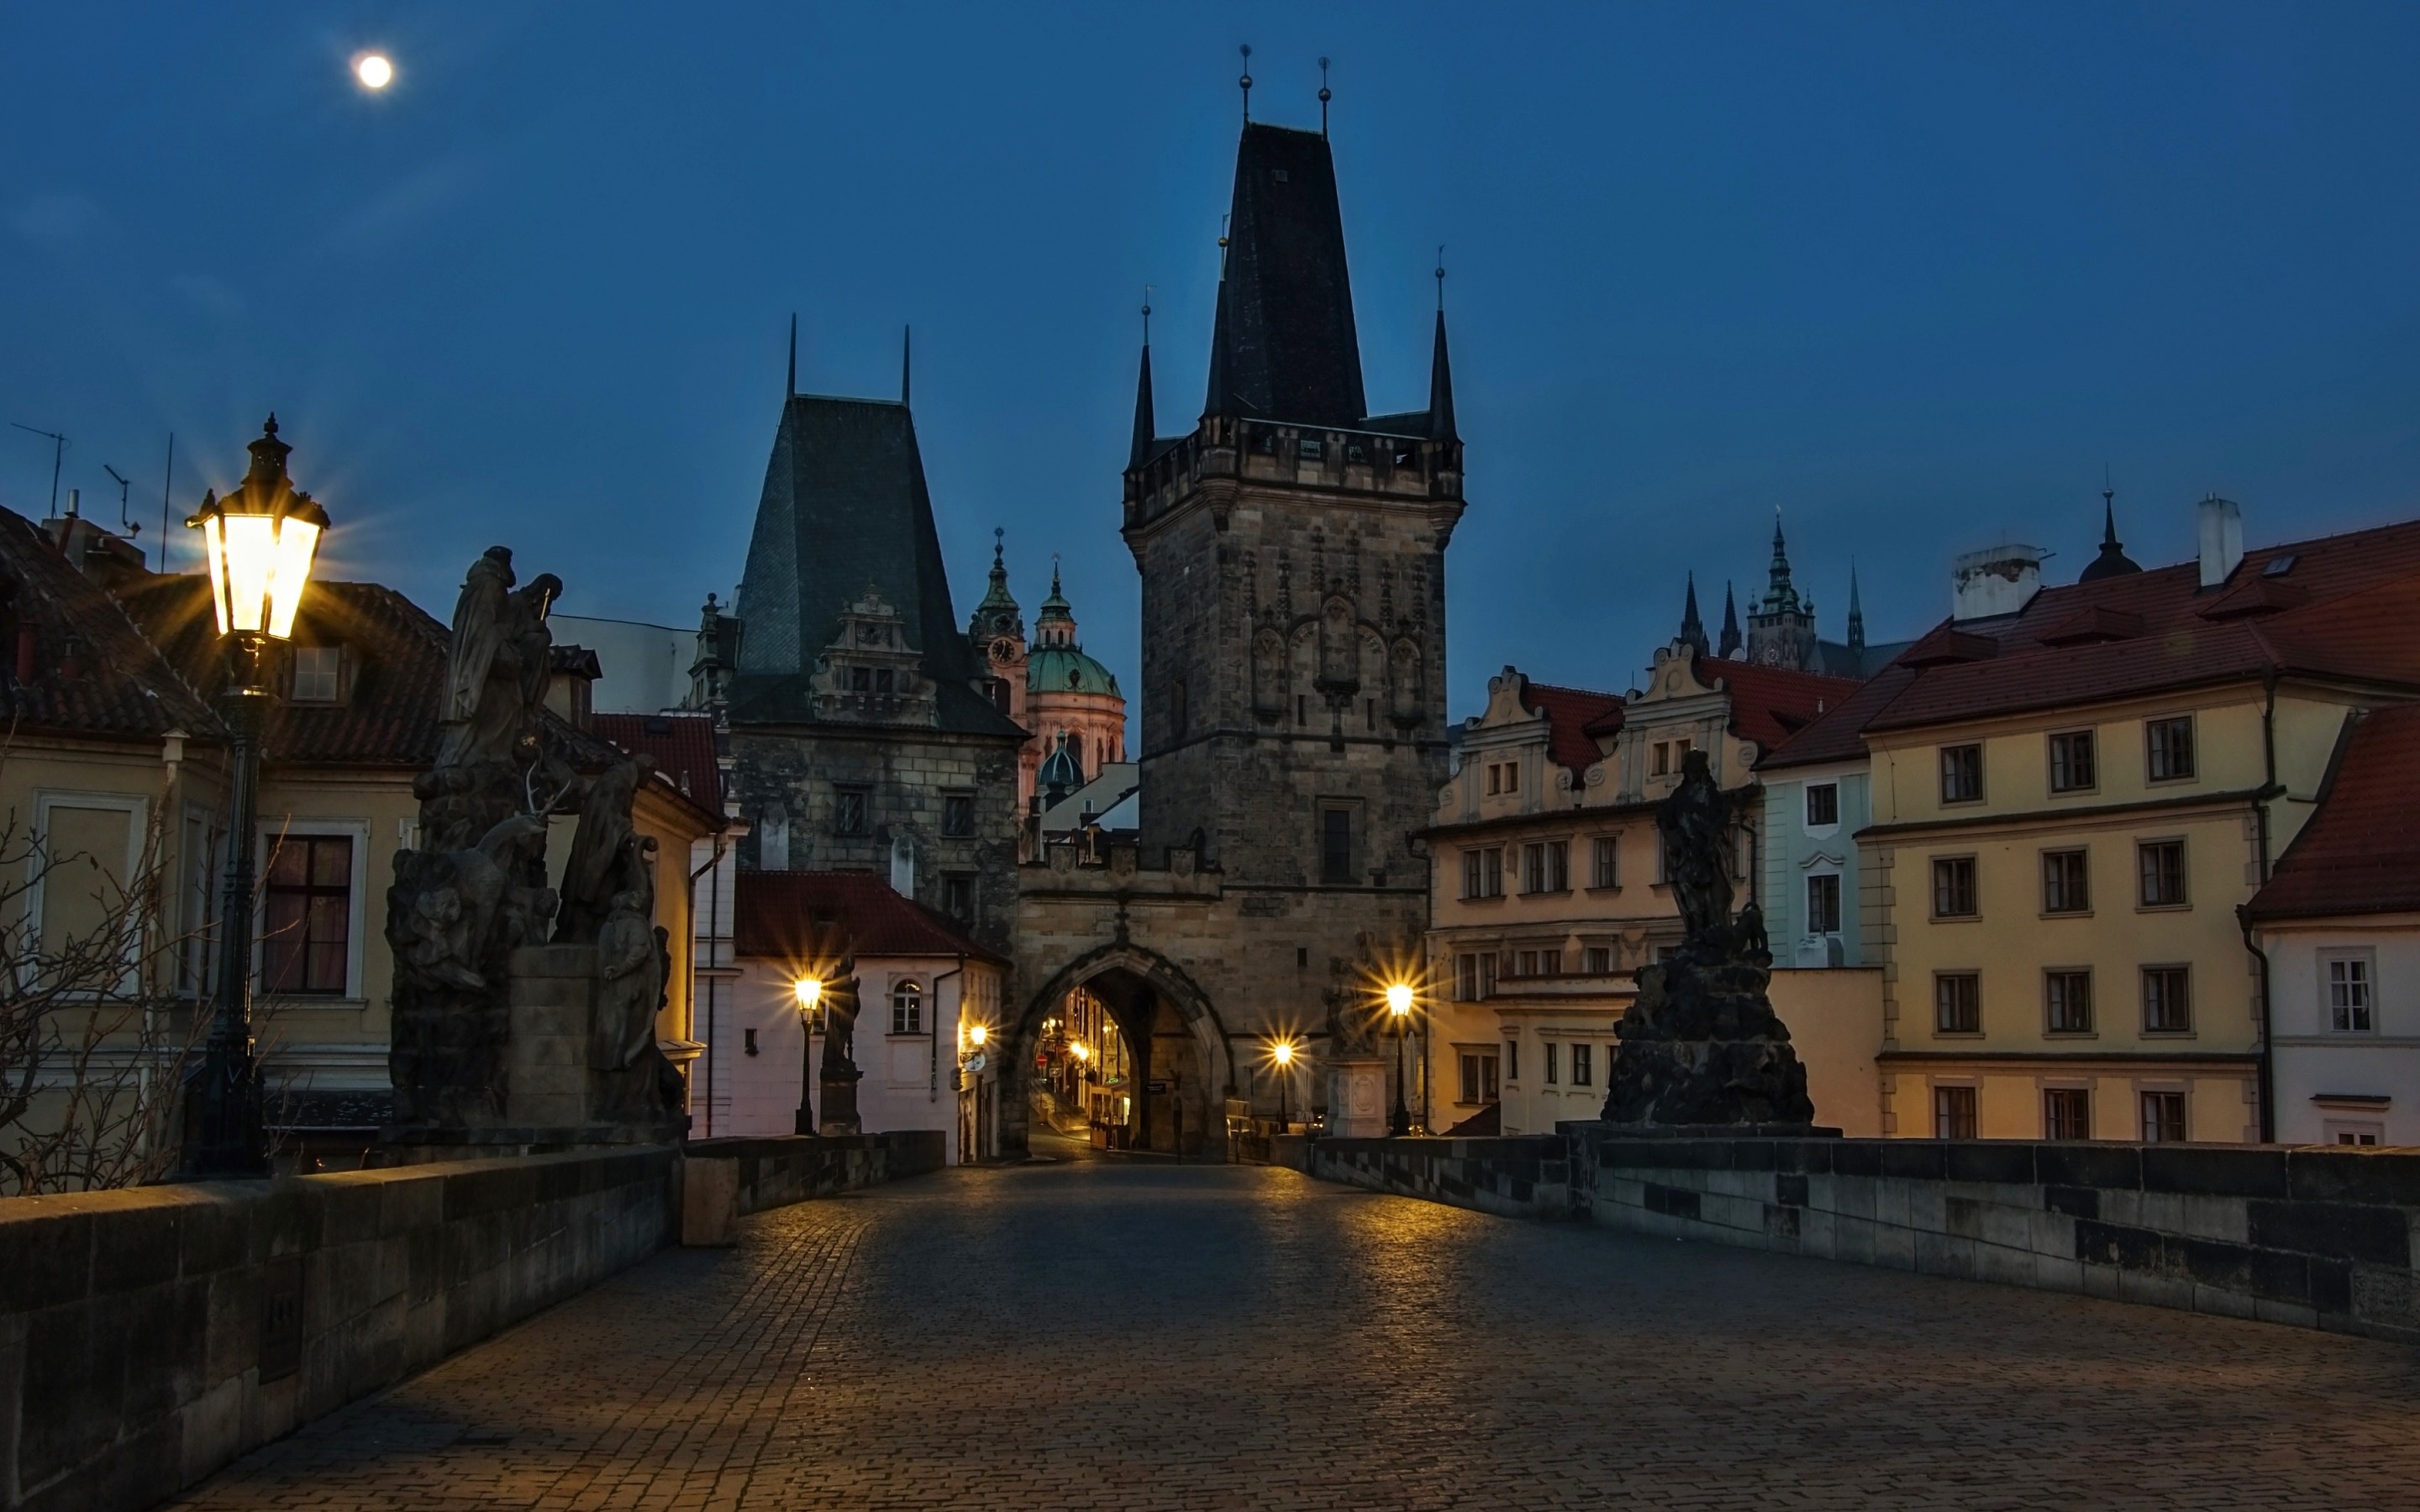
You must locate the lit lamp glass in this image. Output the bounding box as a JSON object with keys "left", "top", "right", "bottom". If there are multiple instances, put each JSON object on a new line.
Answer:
{"left": 1386, "top": 983, "right": 1414, "bottom": 1018}
{"left": 1272, "top": 1040, "right": 1295, "bottom": 1067}
{"left": 793, "top": 977, "right": 823, "bottom": 1011}
{"left": 969, "top": 1024, "right": 988, "bottom": 1047}
{"left": 188, "top": 418, "right": 329, "bottom": 641}
{"left": 1071, "top": 1042, "right": 1090, "bottom": 1063}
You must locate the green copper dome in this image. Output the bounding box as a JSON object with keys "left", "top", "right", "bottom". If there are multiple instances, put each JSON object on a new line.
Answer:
{"left": 1028, "top": 645, "right": 1120, "bottom": 696}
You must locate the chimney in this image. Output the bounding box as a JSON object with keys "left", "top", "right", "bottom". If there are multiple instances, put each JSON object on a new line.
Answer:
{"left": 1950, "top": 543, "right": 2044, "bottom": 622}
{"left": 2198, "top": 496, "right": 2244, "bottom": 588}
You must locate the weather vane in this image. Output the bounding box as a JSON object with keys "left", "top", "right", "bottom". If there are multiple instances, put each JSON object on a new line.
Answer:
{"left": 1319, "top": 56, "right": 1332, "bottom": 136}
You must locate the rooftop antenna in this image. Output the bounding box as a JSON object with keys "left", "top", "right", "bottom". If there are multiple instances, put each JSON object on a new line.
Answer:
{"left": 1435, "top": 245, "right": 1446, "bottom": 312}
{"left": 1239, "top": 45, "right": 1253, "bottom": 123}
{"left": 8, "top": 422, "right": 67, "bottom": 518}
{"left": 101, "top": 465, "right": 142, "bottom": 538}
{"left": 1318, "top": 56, "right": 1332, "bottom": 136}
{"left": 159, "top": 433, "right": 176, "bottom": 570}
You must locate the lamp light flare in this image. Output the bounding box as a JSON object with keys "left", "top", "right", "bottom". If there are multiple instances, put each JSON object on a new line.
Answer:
{"left": 1386, "top": 983, "right": 1414, "bottom": 1016}
{"left": 969, "top": 1025, "right": 988, "bottom": 1047}
{"left": 1272, "top": 1041, "right": 1295, "bottom": 1067}
{"left": 354, "top": 53, "right": 393, "bottom": 90}
{"left": 792, "top": 977, "right": 822, "bottom": 1011}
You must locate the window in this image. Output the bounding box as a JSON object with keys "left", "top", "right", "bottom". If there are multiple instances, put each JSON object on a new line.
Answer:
{"left": 1650, "top": 742, "right": 1670, "bottom": 777}
{"left": 1455, "top": 953, "right": 1497, "bottom": 1001}
{"left": 2049, "top": 730, "right": 2097, "bottom": 793}
{"left": 743, "top": 1026, "right": 759, "bottom": 1057}
{"left": 1321, "top": 807, "right": 1354, "bottom": 884}
{"left": 1520, "top": 840, "right": 1568, "bottom": 894}
{"left": 1934, "top": 973, "right": 1981, "bottom": 1034}
{"left": 1805, "top": 783, "right": 1839, "bottom": 827}
{"left": 1543, "top": 1042, "right": 1559, "bottom": 1084}
{"left": 833, "top": 787, "right": 869, "bottom": 837}
{"left": 2041, "top": 849, "right": 2090, "bottom": 914}
{"left": 2146, "top": 717, "right": 2196, "bottom": 781}
{"left": 2140, "top": 1091, "right": 2186, "bottom": 1143}
{"left": 1517, "top": 950, "right": 1538, "bottom": 978}
{"left": 1502, "top": 762, "right": 1518, "bottom": 795}
{"left": 1806, "top": 874, "right": 1841, "bottom": 934}
{"left": 1934, "top": 1085, "right": 1978, "bottom": 1140}
{"left": 2326, "top": 953, "right": 2375, "bottom": 1032}
{"left": 1675, "top": 738, "right": 1692, "bottom": 762}
{"left": 1584, "top": 946, "right": 1612, "bottom": 974}
{"left": 1570, "top": 1043, "right": 1593, "bottom": 1088}
{"left": 2044, "top": 1088, "right": 2092, "bottom": 1141}
{"left": 1591, "top": 836, "right": 1618, "bottom": 889}
{"left": 941, "top": 795, "right": 975, "bottom": 837}
{"left": 1931, "top": 856, "right": 1978, "bottom": 918}
{"left": 2329, "top": 1122, "right": 2383, "bottom": 1147}
{"left": 1485, "top": 764, "right": 1499, "bottom": 796}
{"left": 291, "top": 645, "right": 341, "bottom": 703}
{"left": 849, "top": 664, "right": 871, "bottom": 692}
{"left": 1457, "top": 1052, "right": 1500, "bottom": 1105}
{"left": 38, "top": 801, "right": 137, "bottom": 968}
{"left": 1461, "top": 847, "right": 1503, "bottom": 900}
{"left": 890, "top": 981, "right": 924, "bottom": 1035}
{"left": 2138, "top": 840, "right": 2186, "bottom": 906}
{"left": 1540, "top": 948, "right": 1562, "bottom": 975}
{"left": 1504, "top": 1039, "right": 1519, "bottom": 1083}
{"left": 942, "top": 874, "right": 975, "bottom": 921}
{"left": 263, "top": 834, "right": 352, "bottom": 996}
{"left": 2142, "top": 967, "right": 2192, "bottom": 1033}
{"left": 1939, "top": 744, "right": 1983, "bottom": 804}
{"left": 2046, "top": 970, "right": 2094, "bottom": 1034}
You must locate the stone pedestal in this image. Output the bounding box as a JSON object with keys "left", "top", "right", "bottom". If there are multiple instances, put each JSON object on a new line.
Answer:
{"left": 1326, "top": 1056, "right": 1387, "bottom": 1138}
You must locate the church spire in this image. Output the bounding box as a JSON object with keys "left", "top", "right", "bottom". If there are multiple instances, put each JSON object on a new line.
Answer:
{"left": 1130, "top": 302, "right": 1157, "bottom": 469}
{"left": 1846, "top": 563, "right": 1865, "bottom": 656}
{"left": 1764, "top": 509, "right": 1800, "bottom": 614}
{"left": 1718, "top": 581, "right": 1742, "bottom": 659}
{"left": 1200, "top": 118, "right": 1367, "bottom": 426}
{"left": 2079, "top": 479, "right": 2144, "bottom": 581}
{"left": 1678, "top": 572, "right": 1708, "bottom": 658}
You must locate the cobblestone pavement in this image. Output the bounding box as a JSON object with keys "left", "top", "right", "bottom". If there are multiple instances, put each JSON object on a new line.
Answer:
{"left": 174, "top": 1152, "right": 2420, "bottom": 1511}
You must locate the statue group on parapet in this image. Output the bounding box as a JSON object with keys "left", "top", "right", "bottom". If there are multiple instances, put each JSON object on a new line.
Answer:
{"left": 1600, "top": 748, "right": 1817, "bottom": 1130}
{"left": 387, "top": 545, "right": 681, "bottom": 1132}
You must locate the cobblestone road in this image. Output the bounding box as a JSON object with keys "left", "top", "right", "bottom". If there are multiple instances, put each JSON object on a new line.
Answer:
{"left": 175, "top": 1152, "right": 2420, "bottom": 1511}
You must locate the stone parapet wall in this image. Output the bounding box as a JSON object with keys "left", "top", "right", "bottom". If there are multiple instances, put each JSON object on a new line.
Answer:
{"left": 1308, "top": 1136, "right": 1581, "bottom": 1221}
{"left": 0, "top": 1147, "right": 676, "bottom": 1512}
{"left": 684, "top": 1131, "right": 947, "bottom": 1216}
{"left": 1307, "top": 1131, "right": 2420, "bottom": 1343}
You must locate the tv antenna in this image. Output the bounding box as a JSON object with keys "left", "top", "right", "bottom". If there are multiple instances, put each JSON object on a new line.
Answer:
{"left": 8, "top": 423, "right": 67, "bottom": 518}
{"left": 159, "top": 433, "right": 176, "bottom": 569}
{"left": 102, "top": 465, "right": 142, "bottom": 537}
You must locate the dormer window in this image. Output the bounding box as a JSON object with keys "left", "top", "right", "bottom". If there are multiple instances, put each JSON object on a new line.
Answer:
{"left": 291, "top": 645, "right": 342, "bottom": 703}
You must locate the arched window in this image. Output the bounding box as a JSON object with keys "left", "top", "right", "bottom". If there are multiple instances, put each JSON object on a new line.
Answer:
{"left": 891, "top": 980, "right": 924, "bottom": 1035}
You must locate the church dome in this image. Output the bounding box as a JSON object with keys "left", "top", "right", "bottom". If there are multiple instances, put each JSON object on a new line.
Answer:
{"left": 1038, "top": 733, "right": 1085, "bottom": 796}
{"left": 1028, "top": 645, "right": 1121, "bottom": 697}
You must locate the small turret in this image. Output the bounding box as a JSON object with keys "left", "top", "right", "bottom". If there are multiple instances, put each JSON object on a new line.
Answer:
{"left": 1678, "top": 573, "right": 1709, "bottom": 659}
{"left": 1718, "top": 581, "right": 1742, "bottom": 659}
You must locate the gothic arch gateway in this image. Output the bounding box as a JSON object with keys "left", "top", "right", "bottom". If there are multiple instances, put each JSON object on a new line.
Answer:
{"left": 1007, "top": 941, "right": 1234, "bottom": 1159}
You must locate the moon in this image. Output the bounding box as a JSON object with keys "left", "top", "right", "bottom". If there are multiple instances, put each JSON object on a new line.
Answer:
{"left": 354, "top": 53, "right": 393, "bottom": 90}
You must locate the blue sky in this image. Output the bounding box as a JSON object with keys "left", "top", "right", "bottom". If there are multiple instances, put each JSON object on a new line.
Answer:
{"left": 5, "top": 3, "right": 2419, "bottom": 715}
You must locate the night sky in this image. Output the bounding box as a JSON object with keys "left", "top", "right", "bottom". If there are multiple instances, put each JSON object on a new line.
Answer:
{"left": 6, "top": 4, "right": 2420, "bottom": 716}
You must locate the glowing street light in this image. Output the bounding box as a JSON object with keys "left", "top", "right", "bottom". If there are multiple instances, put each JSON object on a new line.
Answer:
{"left": 354, "top": 53, "right": 393, "bottom": 90}
{"left": 969, "top": 1023, "right": 989, "bottom": 1048}
{"left": 180, "top": 417, "right": 330, "bottom": 1177}
{"left": 1269, "top": 1038, "right": 1298, "bottom": 1129}
{"left": 1071, "top": 1040, "right": 1090, "bottom": 1063}
{"left": 792, "top": 976, "right": 823, "bottom": 1134}
{"left": 1384, "top": 982, "right": 1416, "bottom": 1137}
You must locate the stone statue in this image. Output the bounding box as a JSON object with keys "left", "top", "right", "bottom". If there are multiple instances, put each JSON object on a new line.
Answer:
{"left": 818, "top": 958, "right": 864, "bottom": 1135}
{"left": 387, "top": 813, "right": 557, "bottom": 1124}
{"left": 555, "top": 754, "right": 653, "bottom": 944}
{"left": 592, "top": 876, "right": 661, "bottom": 1072}
{"left": 435, "top": 549, "right": 560, "bottom": 772}
{"left": 1601, "top": 749, "right": 1816, "bottom": 1129}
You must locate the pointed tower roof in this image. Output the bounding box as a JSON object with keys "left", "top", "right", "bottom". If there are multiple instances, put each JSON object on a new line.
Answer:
{"left": 1762, "top": 510, "right": 1802, "bottom": 615}
{"left": 969, "top": 528, "right": 1023, "bottom": 643}
{"left": 1201, "top": 123, "right": 1367, "bottom": 427}
{"left": 1130, "top": 341, "right": 1158, "bottom": 468}
{"left": 2079, "top": 486, "right": 2143, "bottom": 582}
{"left": 1426, "top": 308, "right": 1457, "bottom": 441}
{"left": 732, "top": 391, "right": 1018, "bottom": 737}
{"left": 1718, "top": 581, "right": 1742, "bottom": 658}
{"left": 1846, "top": 563, "right": 1866, "bottom": 654}
{"left": 1678, "top": 572, "right": 1708, "bottom": 657}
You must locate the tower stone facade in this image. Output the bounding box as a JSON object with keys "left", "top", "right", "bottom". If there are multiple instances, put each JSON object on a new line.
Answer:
{"left": 1011, "top": 118, "right": 1465, "bottom": 1154}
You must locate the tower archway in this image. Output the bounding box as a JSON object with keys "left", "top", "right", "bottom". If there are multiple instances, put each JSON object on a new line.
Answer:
{"left": 1008, "top": 943, "right": 1234, "bottom": 1159}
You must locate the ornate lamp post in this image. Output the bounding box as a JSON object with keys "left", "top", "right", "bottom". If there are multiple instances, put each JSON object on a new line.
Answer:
{"left": 180, "top": 417, "right": 329, "bottom": 1177}
{"left": 1270, "top": 1038, "right": 1296, "bottom": 1130}
{"left": 1385, "top": 983, "right": 1414, "bottom": 1137}
{"left": 792, "top": 975, "right": 823, "bottom": 1135}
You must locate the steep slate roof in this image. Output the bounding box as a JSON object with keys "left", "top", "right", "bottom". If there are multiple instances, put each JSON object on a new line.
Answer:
{"left": 2247, "top": 705, "right": 2420, "bottom": 921}
{"left": 1204, "top": 123, "right": 1368, "bottom": 428}
{"left": 0, "top": 508, "right": 215, "bottom": 739}
{"left": 1697, "top": 658, "right": 1864, "bottom": 753}
{"left": 593, "top": 711, "right": 724, "bottom": 824}
{"left": 1518, "top": 680, "right": 1625, "bottom": 774}
{"left": 732, "top": 869, "right": 1007, "bottom": 966}
{"left": 731, "top": 395, "right": 1018, "bottom": 738}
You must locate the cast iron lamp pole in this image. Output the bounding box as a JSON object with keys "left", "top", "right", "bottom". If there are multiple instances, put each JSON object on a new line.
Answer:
{"left": 181, "top": 417, "right": 329, "bottom": 1177}
{"left": 793, "top": 976, "right": 823, "bottom": 1135}
{"left": 1386, "top": 983, "right": 1413, "bottom": 1137}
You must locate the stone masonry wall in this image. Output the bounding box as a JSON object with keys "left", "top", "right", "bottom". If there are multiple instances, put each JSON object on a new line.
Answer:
{"left": 686, "top": 1131, "right": 946, "bottom": 1215}
{"left": 0, "top": 1148, "right": 675, "bottom": 1512}
{"left": 1305, "top": 1131, "right": 2420, "bottom": 1344}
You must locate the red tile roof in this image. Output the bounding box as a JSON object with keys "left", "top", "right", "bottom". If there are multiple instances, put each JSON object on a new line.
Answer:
{"left": 733, "top": 870, "right": 1007, "bottom": 966}
{"left": 1518, "top": 681, "right": 1624, "bottom": 773}
{"left": 2248, "top": 705, "right": 2420, "bottom": 921}
{"left": 1864, "top": 520, "right": 2420, "bottom": 735}
{"left": 595, "top": 711, "right": 723, "bottom": 819}
{"left": 0, "top": 509, "right": 215, "bottom": 740}
{"left": 1696, "top": 658, "right": 1865, "bottom": 754}
{"left": 1758, "top": 666, "right": 1919, "bottom": 771}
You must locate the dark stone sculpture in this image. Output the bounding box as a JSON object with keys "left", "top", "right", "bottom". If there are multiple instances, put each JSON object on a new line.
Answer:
{"left": 1601, "top": 750, "right": 1816, "bottom": 1129}
{"left": 555, "top": 754, "right": 653, "bottom": 944}
{"left": 818, "top": 960, "right": 864, "bottom": 1135}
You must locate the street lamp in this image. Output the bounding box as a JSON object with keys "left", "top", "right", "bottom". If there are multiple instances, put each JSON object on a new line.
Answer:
{"left": 1385, "top": 982, "right": 1414, "bottom": 1137}
{"left": 180, "top": 416, "right": 329, "bottom": 1177}
{"left": 792, "top": 975, "right": 823, "bottom": 1135}
{"left": 1270, "top": 1038, "right": 1297, "bottom": 1130}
